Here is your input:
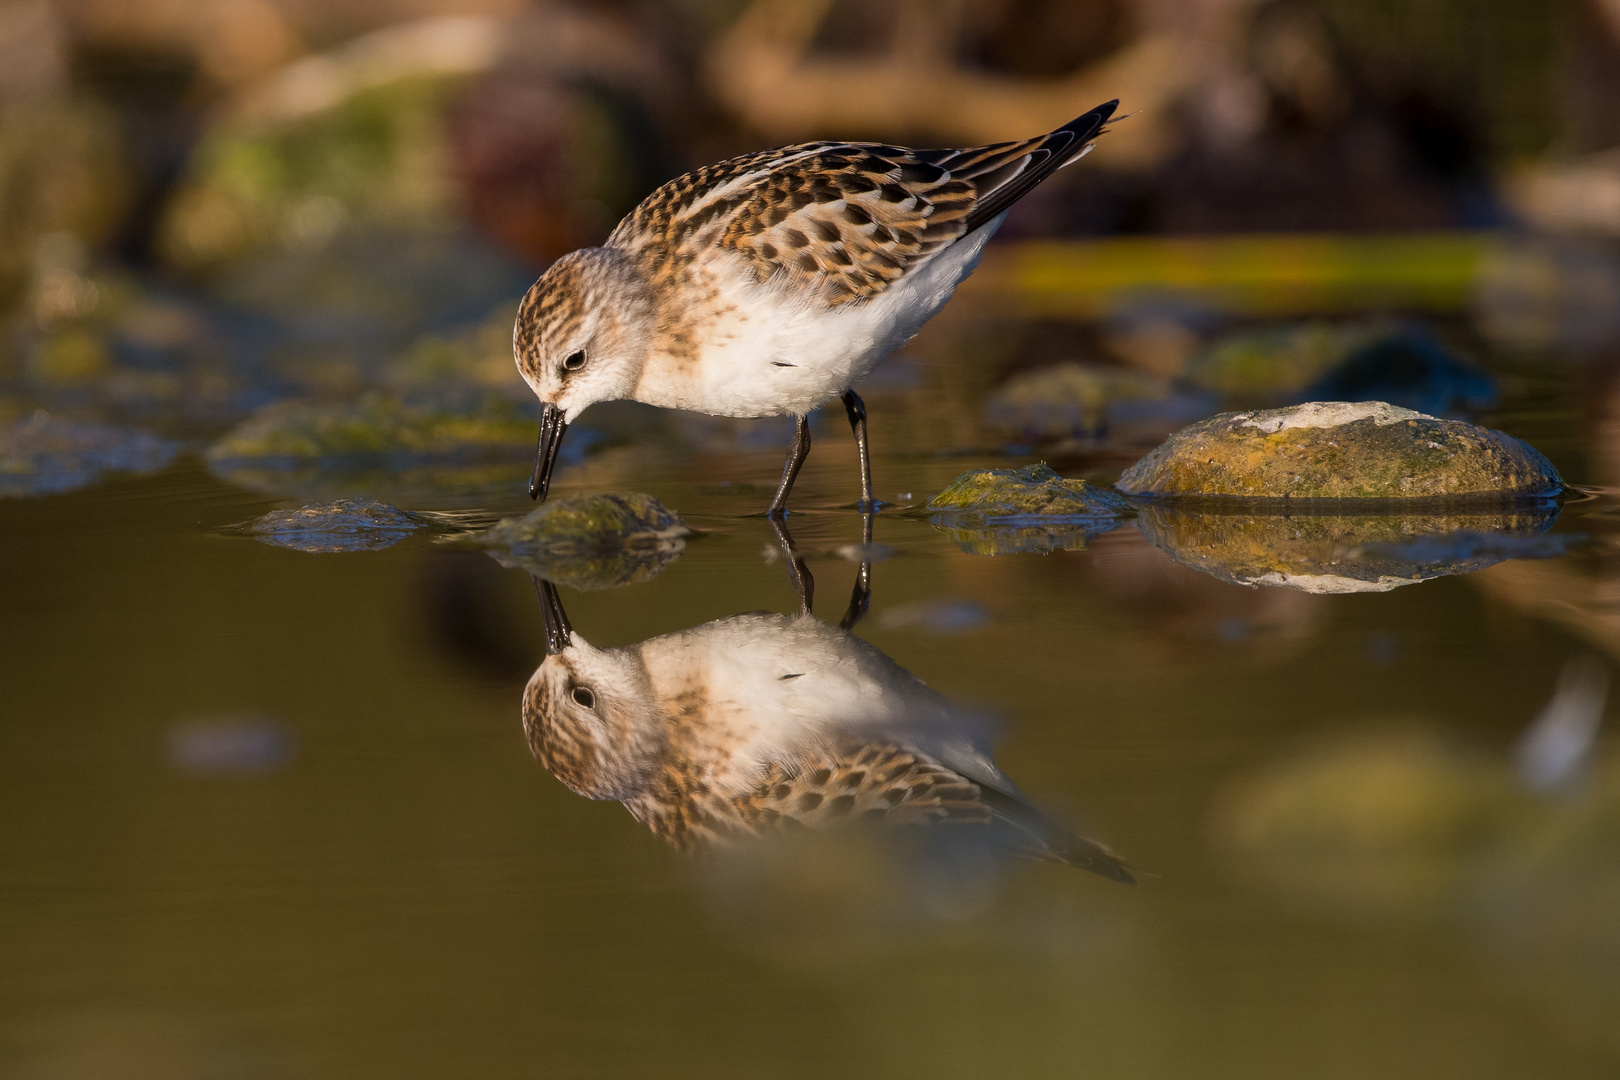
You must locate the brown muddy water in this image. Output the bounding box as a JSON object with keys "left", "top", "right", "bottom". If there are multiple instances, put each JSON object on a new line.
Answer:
{"left": 4, "top": 296, "right": 1620, "bottom": 1079}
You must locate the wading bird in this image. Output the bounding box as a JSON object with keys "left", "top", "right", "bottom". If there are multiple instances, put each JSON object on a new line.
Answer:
{"left": 513, "top": 101, "right": 1118, "bottom": 514}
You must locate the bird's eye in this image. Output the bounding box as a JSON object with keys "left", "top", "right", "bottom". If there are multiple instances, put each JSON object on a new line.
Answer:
{"left": 571, "top": 686, "right": 595, "bottom": 709}
{"left": 562, "top": 350, "right": 586, "bottom": 372}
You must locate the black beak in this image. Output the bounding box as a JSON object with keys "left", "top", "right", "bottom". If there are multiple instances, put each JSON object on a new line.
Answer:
{"left": 533, "top": 576, "right": 574, "bottom": 655}
{"left": 529, "top": 403, "right": 568, "bottom": 501}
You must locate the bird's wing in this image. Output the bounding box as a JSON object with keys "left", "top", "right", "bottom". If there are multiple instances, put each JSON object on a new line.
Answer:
{"left": 733, "top": 738, "right": 1135, "bottom": 882}
{"left": 610, "top": 101, "right": 1117, "bottom": 306}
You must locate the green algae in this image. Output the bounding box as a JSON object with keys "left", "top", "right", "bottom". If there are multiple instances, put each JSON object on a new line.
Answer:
{"left": 925, "top": 463, "right": 1133, "bottom": 555}
{"left": 927, "top": 463, "right": 1132, "bottom": 520}
{"left": 207, "top": 391, "right": 535, "bottom": 461}
{"left": 1185, "top": 323, "right": 1363, "bottom": 395}
{"left": 1117, "top": 401, "right": 1563, "bottom": 500}
{"left": 159, "top": 76, "right": 459, "bottom": 270}
{"left": 471, "top": 492, "right": 690, "bottom": 590}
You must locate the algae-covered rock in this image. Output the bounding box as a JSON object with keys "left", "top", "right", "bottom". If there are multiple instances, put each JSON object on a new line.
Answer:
{"left": 1134, "top": 502, "right": 1568, "bottom": 592}
{"left": 1185, "top": 323, "right": 1351, "bottom": 396}
{"left": 472, "top": 492, "right": 689, "bottom": 589}
{"left": 928, "top": 464, "right": 1132, "bottom": 520}
{"left": 0, "top": 416, "right": 177, "bottom": 497}
{"left": 207, "top": 391, "right": 536, "bottom": 461}
{"left": 1186, "top": 323, "right": 1495, "bottom": 416}
{"left": 926, "top": 463, "right": 1133, "bottom": 555}
{"left": 985, "top": 362, "right": 1212, "bottom": 442}
{"left": 241, "top": 499, "right": 427, "bottom": 553}
{"left": 1118, "top": 401, "right": 1562, "bottom": 500}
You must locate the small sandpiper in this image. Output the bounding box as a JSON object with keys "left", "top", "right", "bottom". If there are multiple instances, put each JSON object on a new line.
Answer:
{"left": 514, "top": 100, "right": 1118, "bottom": 515}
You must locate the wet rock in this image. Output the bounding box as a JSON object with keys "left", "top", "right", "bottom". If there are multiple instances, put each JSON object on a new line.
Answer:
{"left": 1117, "top": 401, "right": 1563, "bottom": 500}
{"left": 927, "top": 464, "right": 1132, "bottom": 555}
{"left": 471, "top": 492, "right": 690, "bottom": 589}
{"left": 1184, "top": 323, "right": 1350, "bottom": 397}
{"left": 158, "top": 77, "right": 460, "bottom": 270}
{"left": 207, "top": 391, "right": 537, "bottom": 463}
{"left": 1187, "top": 323, "right": 1496, "bottom": 415}
{"left": 241, "top": 499, "right": 427, "bottom": 553}
{"left": 1302, "top": 329, "right": 1495, "bottom": 417}
{"left": 0, "top": 415, "right": 177, "bottom": 497}
{"left": 984, "top": 362, "right": 1213, "bottom": 443}
{"left": 928, "top": 463, "right": 1132, "bottom": 519}
{"left": 1133, "top": 502, "right": 1570, "bottom": 592}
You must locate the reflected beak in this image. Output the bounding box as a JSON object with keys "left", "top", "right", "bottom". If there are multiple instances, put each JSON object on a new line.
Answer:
{"left": 529, "top": 402, "right": 568, "bottom": 501}
{"left": 533, "top": 576, "right": 574, "bottom": 655}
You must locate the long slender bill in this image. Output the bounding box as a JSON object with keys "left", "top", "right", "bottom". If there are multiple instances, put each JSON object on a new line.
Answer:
{"left": 532, "top": 577, "right": 574, "bottom": 655}
{"left": 529, "top": 402, "right": 568, "bottom": 501}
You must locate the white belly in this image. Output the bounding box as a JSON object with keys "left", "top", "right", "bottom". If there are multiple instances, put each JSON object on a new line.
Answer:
{"left": 637, "top": 218, "right": 1004, "bottom": 418}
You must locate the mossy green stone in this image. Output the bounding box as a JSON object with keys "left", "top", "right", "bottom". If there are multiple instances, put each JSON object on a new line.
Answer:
{"left": 207, "top": 392, "right": 536, "bottom": 460}
{"left": 473, "top": 492, "right": 690, "bottom": 590}
{"left": 927, "top": 464, "right": 1132, "bottom": 520}
{"left": 1118, "top": 402, "right": 1562, "bottom": 499}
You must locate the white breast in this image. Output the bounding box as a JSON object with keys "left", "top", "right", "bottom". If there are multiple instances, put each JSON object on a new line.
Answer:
{"left": 636, "top": 217, "right": 1006, "bottom": 418}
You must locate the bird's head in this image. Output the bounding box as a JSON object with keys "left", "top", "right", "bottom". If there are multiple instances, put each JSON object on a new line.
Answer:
{"left": 522, "top": 579, "right": 664, "bottom": 801}
{"left": 513, "top": 247, "right": 655, "bottom": 500}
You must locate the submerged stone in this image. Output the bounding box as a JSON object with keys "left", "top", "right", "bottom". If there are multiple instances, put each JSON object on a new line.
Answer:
{"left": 1117, "top": 401, "right": 1562, "bottom": 500}
{"left": 926, "top": 463, "right": 1133, "bottom": 555}
{"left": 471, "top": 492, "right": 690, "bottom": 589}
{"left": 0, "top": 415, "right": 177, "bottom": 497}
{"left": 242, "top": 499, "right": 427, "bottom": 552}
{"left": 1133, "top": 501, "right": 1570, "bottom": 592}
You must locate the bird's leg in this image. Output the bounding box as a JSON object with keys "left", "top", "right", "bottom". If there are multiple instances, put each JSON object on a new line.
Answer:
{"left": 838, "top": 509, "right": 875, "bottom": 630}
{"left": 768, "top": 515, "right": 814, "bottom": 614}
{"left": 766, "top": 413, "right": 812, "bottom": 518}
{"left": 841, "top": 389, "right": 875, "bottom": 511}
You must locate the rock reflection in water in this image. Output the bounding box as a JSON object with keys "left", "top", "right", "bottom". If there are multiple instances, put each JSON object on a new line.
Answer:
{"left": 518, "top": 530, "right": 1132, "bottom": 883}
{"left": 1132, "top": 500, "right": 1570, "bottom": 592}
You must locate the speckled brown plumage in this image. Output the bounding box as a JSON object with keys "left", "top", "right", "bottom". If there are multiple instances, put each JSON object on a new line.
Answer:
{"left": 521, "top": 610, "right": 1134, "bottom": 883}
{"left": 606, "top": 124, "right": 1104, "bottom": 307}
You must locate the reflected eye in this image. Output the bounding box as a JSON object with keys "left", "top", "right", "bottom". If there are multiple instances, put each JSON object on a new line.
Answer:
{"left": 571, "top": 686, "right": 595, "bottom": 709}
{"left": 562, "top": 350, "right": 586, "bottom": 373}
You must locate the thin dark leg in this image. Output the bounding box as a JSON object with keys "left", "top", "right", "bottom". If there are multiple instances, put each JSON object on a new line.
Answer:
{"left": 766, "top": 414, "right": 812, "bottom": 518}
{"left": 841, "top": 389, "right": 875, "bottom": 511}
{"left": 768, "top": 516, "right": 814, "bottom": 614}
{"left": 838, "top": 509, "right": 874, "bottom": 630}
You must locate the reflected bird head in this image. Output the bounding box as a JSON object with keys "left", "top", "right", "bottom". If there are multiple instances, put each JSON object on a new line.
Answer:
{"left": 523, "top": 635, "right": 664, "bottom": 802}
{"left": 513, "top": 248, "right": 655, "bottom": 500}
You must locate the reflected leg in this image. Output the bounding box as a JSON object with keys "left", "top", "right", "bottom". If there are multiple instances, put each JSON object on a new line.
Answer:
{"left": 838, "top": 509, "right": 874, "bottom": 630}
{"left": 769, "top": 516, "right": 814, "bottom": 614}
{"left": 766, "top": 414, "right": 812, "bottom": 518}
{"left": 841, "top": 389, "right": 875, "bottom": 511}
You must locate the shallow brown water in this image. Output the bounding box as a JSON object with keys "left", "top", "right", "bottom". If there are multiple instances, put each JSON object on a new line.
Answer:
{"left": 3, "top": 319, "right": 1619, "bottom": 1079}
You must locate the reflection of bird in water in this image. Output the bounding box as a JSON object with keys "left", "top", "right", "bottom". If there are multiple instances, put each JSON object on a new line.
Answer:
{"left": 521, "top": 560, "right": 1132, "bottom": 883}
